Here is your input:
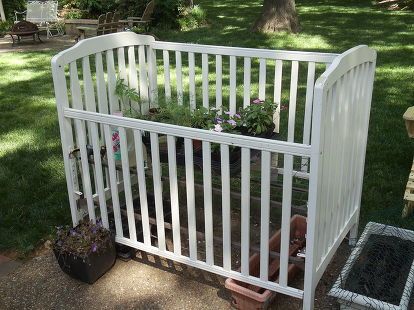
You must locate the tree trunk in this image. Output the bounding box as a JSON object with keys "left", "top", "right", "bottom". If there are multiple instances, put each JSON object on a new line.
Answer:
{"left": 252, "top": 0, "right": 299, "bottom": 33}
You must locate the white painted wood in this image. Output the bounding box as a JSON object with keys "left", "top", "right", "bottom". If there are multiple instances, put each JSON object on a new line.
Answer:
{"left": 133, "top": 130, "right": 151, "bottom": 245}
{"left": 259, "top": 58, "right": 266, "bottom": 100}
{"left": 103, "top": 124, "right": 123, "bottom": 237}
{"left": 175, "top": 51, "right": 183, "bottom": 105}
{"left": 229, "top": 56, "right": 237, "bottom": 114}
{"left": 202, "top": 53, "right": 209, "bottom": 108}
{"left": 150, "top": 132, "right": 166, "bottom": 251}
{"left": 202, "top": 141, "right": 214, "bottom": 265}
{"left": 90, "top": 121, "right": 109, "bottom": 228}
{"left": 279, "top": 154, "right": 293, "bottom": 287}
{"left": 106, "top": 50, "right": 119, "bottom": 113}
{"left": 273, "top": 60, "right": 283, "bottom": 133}
{"left": 167, "top": 135, "right": 181, "bottom": 255}
{"left": 117, "top": 47, "right": 128, "bottom": 110}
{"left": 128, "top": 46, "right": 139, "bottom": 112}
{"left": 215, "top": 55, "right": 223, "bottom": 111}
{"left": 147, "top": 45, "right": 158, "bottom": 109}
{"left": 241, "top": 148, "right": 251, "bottom": 276}
{"left": 221, "top": 144, "right": 231, "bottom": 270}
{"left": 288, "top": 61, "right": 299, "bottom": 142}
{"left": 70, "top": 62, "right": 95, "bottom": 222}
{"left": 260, "top": 151, "right": 271, "bottom": 281}
{"left": 151, "top": 40, "right": 338, "bottom": 63}
{"left": 65, "top": 108, "right": 312, "bottom": 156}
{"left": 138, "top": 45, "right": 149, "bottom": 108}
{"left": 185, "top": 138, "right": 197, "bottom": 260}
{"left": 302, "top": 62, "right": 316, "bottom": 172}
{"left": 95, "top": 52, "right": 109, "bottom": 115}
{"left": 243, "top": 57, "right": 251, "bottom": 108}
{"left": 163, "top": 50, "right": 172, "bottom": 102}
{"left": 189, "top": 52, "right": 196, "bottom": 110}
{"left": 119, "top": 127, "right": 138, "bottom": 242}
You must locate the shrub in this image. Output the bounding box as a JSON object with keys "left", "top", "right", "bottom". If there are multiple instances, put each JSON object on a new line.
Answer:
{"left": 178, "top": 4, "right": 207, "bottom": 31}
{"left": 0, "top": 21, "right": 12, "bottom": 36}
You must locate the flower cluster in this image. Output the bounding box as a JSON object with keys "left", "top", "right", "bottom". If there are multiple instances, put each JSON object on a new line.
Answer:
{"left": 211, "top": 111, "right": 242, "bottom": 133}
{"left": 53, "top": 219, "right": 113, "bottom": 258}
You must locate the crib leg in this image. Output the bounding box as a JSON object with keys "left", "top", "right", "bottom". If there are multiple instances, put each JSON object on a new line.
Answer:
{"left": 349, "top": 221, "right": 359, "bottom": 246}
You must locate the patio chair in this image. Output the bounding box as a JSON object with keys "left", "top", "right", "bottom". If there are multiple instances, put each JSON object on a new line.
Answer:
{"left": 125, "top": 0, "right": 155, "bottom": 32}
{"left": 7, "top": 20, "right": 43, "bottom": 46}
{"left": 14, "top": 1, "right": 63, "bottom": 39}
{"left": 76, "top": 12, "right": 121, "bottom": 41}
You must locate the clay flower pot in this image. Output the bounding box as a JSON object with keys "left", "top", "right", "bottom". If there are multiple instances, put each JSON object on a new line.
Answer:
{"left": 225, "top": 215, "right": 307, "bottom": 309}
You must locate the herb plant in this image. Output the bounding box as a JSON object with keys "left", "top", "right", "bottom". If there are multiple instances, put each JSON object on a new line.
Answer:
{"left": 241, "top": 99, "right": 277, "bottom": 135}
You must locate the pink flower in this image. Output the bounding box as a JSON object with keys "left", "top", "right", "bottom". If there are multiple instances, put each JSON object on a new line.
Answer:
{"left": 252, "top": 98, "right": 263, "bottom": 104}
{"left": 213, "top": 124, "right": 223, "bottom": 132}
{"left": 227, "top": 119, "right": 237, "bottom": 127}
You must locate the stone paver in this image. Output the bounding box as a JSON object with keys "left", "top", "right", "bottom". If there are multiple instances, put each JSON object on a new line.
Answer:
{"left": 0, "top": 34, "right": 76, "bottom": 53}
{"left": 0, "top": 255, "right": 22, "bottom": 278}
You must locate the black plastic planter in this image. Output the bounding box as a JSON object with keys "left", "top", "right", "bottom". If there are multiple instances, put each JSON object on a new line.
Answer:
{"left": 53, "top": 237, "right": 116, "bottom": 284}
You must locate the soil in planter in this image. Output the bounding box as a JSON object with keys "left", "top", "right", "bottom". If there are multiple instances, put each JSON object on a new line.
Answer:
{"left": 343, "top": 234, "right": 414, "bottom": 306}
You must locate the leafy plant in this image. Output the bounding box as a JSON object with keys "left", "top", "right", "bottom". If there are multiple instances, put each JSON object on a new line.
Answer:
{"left": 0, "top": 21, "right": 12, "bottom": 37}
{"left": 241, "top": 98, "right": 277, "bottom": 135}
{"left": 115, "top": 78, "right": 142, "bottom": 114}
{"left": 191, "top": 106, "right": 217, "bottom": 129}
{"left": 150, "top": 103, "right": 193, "bottom": 127}
{"left": 209, "top": 110, "right": 242, "bottom": 134}
{"left": 178, "top": 4, "right": 207, "bottom": 31}
{"left": 53, "top": 220, "right": 113, "bottom": 258}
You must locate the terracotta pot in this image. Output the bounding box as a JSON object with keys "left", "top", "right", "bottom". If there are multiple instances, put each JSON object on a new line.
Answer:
{"left": 225, "top": 215, "right": 307, "bottom": 310}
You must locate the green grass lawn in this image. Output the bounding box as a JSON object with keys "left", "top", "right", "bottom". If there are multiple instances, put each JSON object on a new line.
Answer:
{"left": 0, "top": 0, "right": 413, "bottom": 254}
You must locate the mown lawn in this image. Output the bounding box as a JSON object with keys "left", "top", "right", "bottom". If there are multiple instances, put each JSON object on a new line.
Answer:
{"left": 0, "top": 0, "right": 413, "bottom": 254}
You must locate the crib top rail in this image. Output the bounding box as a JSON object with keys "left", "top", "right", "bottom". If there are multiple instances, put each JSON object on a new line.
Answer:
{"left": 51, "top": 32, "right": 338, "bottom": 67}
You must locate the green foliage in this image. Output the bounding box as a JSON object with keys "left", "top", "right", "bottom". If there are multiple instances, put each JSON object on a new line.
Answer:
{"left": 62, "top": 9, "right": 86, "bottom": 19}
{"left": 191, "top": 106, "right": 217, "bottom": 129}
{"left": 2, "top": 0, "right": 25, "bottom": 20}
{"left": 242, "top": 99, "right": 277, "bottom": 135}
{"left": 0, "top": 21, "right": 12, "bottom": 36}
{"left": 178, "top": 4, "right": 207, "bottom": 30}
{"left": 60, "top": 0, "right": 118, "bottom": 18}
{"left": 115, "top": 78, "right": 141, "bottom": 114}
{"left": 148, "top": 103, "right": 193, "bottom": 127}
{"left": 152, "top": 0, "right": 181, "bottom": 28}
{"left": 53, "top": 220, "right": 113, "bottom": 258}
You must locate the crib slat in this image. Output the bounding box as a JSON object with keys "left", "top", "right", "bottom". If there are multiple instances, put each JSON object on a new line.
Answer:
{"left": 106, "top": 50, "right": 119, "bottom": 113}
{"left": 90, "top": 121, "right": 109, "bottom": 228}
{"left": 216, "top": 55, "right": 223, "bottom": 111}
{"left": 243, "top": 57, "right": 251, "bottom": 108}
{"left": 117, "top": 47, "right": 128, "bottom": 111}
{"left": 273, "top": 60, "right": 283, "bottom": 133}
{"left": 163, "top": 50, "right": 172, "bottom": 102}
{"left": 103, "top": 124, "right": 123, "bottom": 237}
{"left": 150, "top": 132, "right": 166, "bottom": 251}
{"left": 70, "top": 62, "right": 95, "bottom": 222}
{"left": 288, "top": 61, "right": 299, "bottom": 142}
{"left": 279, "top": 154, "right": 293, "bottom": 287}
{"left": 221, "top": 144, "right": 231, "bottom": 270}
{"left": 302, "top": 62, "right": 315, "bottom": 172}
{"left": 95, "top": 52, "right": 109, "bottom": 115}
{"left": 128, "top": 46, "right": 139, "bottom": 112}
{"left": 139, "top": 45, "right": 149, "bottom": 106}
{"left": 185, "top": 138, "right": 197, "bottom": 260}
{"left": 175, "top": 51, "right": 183, "bottom": 105}
{"left": 259, "top": 58, "right": 266, "bottom": 100}
{"left": 82, "top": 56, "right": 96, "bottom": 112}
{"left": 119, "top": 127, "right": 137, "bottom": 242}
{"left": 147, "top": 46, "right": 158, "bottom": 109}
{"left": 189, "top": 52, "right": 196, "bottom": 110}
{"left": 167, "top": 135, "right": 181, "bottom": 255}
{"left": 229, "top": 56, "right": 237, "bottom": 114}
{"left": 241, "top": 147, "right": 251, "bottom": 276}
{"left": 133, "top": 130, "right": 151, "bottom": 245}
{"left": 202, "top": 141, "right": 214, "bottom": 265}
{"left": 202, "top": 53, "right": 209, "bottom": 108}
{"left": 260, "top": 151, "right": 271, "bottom": 281}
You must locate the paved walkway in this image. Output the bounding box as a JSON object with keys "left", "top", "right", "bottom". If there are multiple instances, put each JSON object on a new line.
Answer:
{"left": 0, "top": 34, "right": 76, "bottom": 53}
{"left": 0, "top": 244, "right": 353, "bottom": 309}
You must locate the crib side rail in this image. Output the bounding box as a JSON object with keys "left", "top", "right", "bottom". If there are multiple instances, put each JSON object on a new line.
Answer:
{"left": 303, "top": 45, "right": 377, "bottom": 308}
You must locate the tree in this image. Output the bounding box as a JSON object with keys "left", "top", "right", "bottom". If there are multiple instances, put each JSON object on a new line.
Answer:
{"left": 252, "top": 0, "right": 299, "bottom": 33}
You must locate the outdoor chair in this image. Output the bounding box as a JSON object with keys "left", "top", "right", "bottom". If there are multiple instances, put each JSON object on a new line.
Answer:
{"left": 14, "top": 1, "right": 63, "bottom": 39}
{"left": 76, "top": 12, "right": 121, "bottom": 41}
{"left": 125, "top": 0, "right": 154, "bottom": 32}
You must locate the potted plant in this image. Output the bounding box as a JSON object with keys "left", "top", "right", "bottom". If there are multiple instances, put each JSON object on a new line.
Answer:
{"left": 241, "top": 98, "right": 276, "bottom": 137}
{"left": 53, "top": 219, "right": 116, "bottom": 284}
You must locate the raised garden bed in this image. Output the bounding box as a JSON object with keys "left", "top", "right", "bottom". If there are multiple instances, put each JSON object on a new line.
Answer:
{"left": 329, "top": 222, "right": 414, "bottom": 310}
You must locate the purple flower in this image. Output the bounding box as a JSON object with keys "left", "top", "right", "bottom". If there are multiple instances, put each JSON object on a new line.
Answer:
{"left": 70, "top": 229, "right": 77, "bottom": 236}
{"left": 91, "top": 226, "right": 97, "bottom": 234}
{"left": 252, "top": 98, "right": 263, "bottom": 104}
{"left": 91, "top": 243, "right": 98, "bottom": 253}
{"left": 227, "top": 119, "right": 237, "bottom": 127}
{"left": 215, "top": 117, "right": 223, "bottom": 124}
{"left": 224, "top": 111, "right": 234, "bottom": 117}
{"left": 96, "top": 219, "right": 103, "bottom": 228}
{"left": 235, "top": 113, "right": 241, "bottom": 119}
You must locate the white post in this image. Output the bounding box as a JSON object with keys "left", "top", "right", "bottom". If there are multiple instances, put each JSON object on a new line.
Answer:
{"left": 0, "top": 0, "right": 6, "bottom": 22}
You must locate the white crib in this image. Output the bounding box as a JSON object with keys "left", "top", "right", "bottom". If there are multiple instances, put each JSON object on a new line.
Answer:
{"left": 51, "top": 32, "right": 376, "bottom": 309}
